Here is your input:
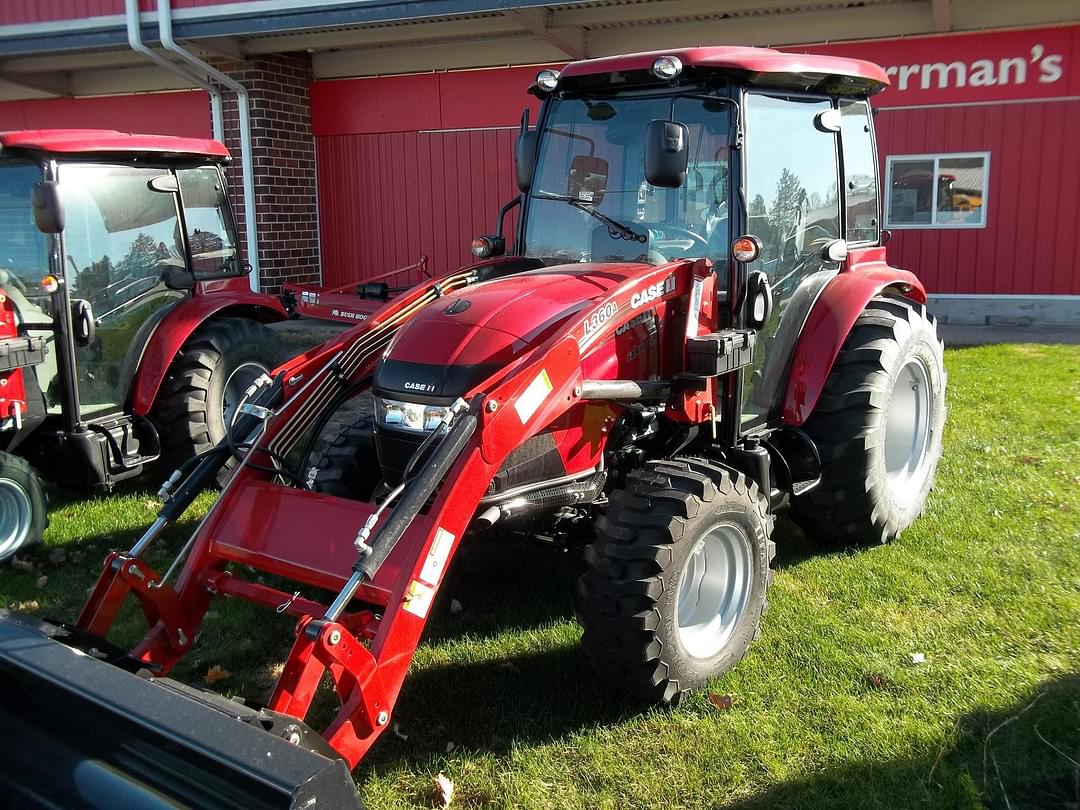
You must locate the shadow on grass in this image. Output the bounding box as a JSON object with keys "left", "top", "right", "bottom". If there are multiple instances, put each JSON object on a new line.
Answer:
{"left": 361, "top": 641, "right": 647, "bottom": 771}
{"left": 723, "top": 673, "right": 1080, "bottom": 810}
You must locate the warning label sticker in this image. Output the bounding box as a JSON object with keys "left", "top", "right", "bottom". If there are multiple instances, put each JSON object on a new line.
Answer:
{"left": 403, "top": 580, "right": 435, "bottom": 618}
{"left": 419, "top": 527, "right": 455, "bottom": 587}
{"left": 514, "top": 369, "right": 553, "bottom": 424}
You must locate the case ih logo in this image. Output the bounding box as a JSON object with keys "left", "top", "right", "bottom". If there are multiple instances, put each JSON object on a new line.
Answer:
{"left": 631, "top": 274, "right": 676, "bottom": 309}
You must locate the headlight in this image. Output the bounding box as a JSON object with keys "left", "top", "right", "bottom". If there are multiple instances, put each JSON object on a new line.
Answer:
{"left": 374, "top": 396, "right": 452, "bottom": 432}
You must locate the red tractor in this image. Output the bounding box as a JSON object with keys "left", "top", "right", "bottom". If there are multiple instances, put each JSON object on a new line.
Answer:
{"left": 0, "top": 48, "right": 945, "bottom": 806}
{"left": 0, "top": 130, "right": 286, "bottom": 561}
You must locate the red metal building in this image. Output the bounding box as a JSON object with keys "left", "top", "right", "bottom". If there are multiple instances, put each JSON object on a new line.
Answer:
{"left": 0, "top": 2, "right": 1077, "bottom": 323}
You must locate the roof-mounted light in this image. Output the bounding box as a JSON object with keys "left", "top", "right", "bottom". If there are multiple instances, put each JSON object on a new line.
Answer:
{"left": 536, "top": 69, "right": 561, "bottom": 91}
{"left": 652, "top": 55, "right": 683, "bottom": 80}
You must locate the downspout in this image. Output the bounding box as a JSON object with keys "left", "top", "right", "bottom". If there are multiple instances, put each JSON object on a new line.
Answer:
{"left": 156, "top": 0, "right": 261, "bottom": 292}
{"left": 124, "top": 0, "right": 223, "bottom": 140}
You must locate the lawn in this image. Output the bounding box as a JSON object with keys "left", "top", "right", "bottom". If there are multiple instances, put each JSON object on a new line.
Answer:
{"left": 3, "top": 344, "right": 1078, "bottom": 809}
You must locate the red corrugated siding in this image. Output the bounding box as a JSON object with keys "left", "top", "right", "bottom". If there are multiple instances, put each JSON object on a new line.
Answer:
{"left": 875, "top": 99, "right": 1080, "bottom": 295}
{"left": 0, "top": 91, "right": 212, "bottom": 138}
{"left": 316, "top": 129, "right": 519, "bottom": 287}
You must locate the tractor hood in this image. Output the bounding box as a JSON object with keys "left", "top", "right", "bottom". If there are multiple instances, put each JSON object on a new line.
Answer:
{"left": 375, "top": 262, "right": 647, "bottom": 399}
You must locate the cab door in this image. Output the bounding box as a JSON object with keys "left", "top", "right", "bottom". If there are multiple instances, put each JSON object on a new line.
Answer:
{"left": 738, "top": 94, "right": 844, "bottom": 427}
{"left": 56, "top": 164, "right": 188, "bottom": 418}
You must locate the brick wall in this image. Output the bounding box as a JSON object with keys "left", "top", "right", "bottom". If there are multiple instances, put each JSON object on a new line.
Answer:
{"left": 217, "top": 53, "right": 320, "bottom": 293}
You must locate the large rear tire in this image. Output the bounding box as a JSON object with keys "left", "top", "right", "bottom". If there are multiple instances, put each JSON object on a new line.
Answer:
{"left": 794, "top": 294, "right": 946, "bottom": 545}
{"left": 151, "top": 317, "right": 283, "bottom": 487}
{"left": 577, "top": 459, "right": 774, "bottom": 706}
{"left": 0, "top": 452, "right": 47, "bottom": 563}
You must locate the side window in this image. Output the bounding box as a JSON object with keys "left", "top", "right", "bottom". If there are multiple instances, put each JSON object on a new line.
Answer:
{"left": 0, "top": 162, "right": 48, "bottom": 291}
{"left": 744, "top": 94, "right": 840, "bottom": 287}
{"left": 839, "top": 101, "right": 879, "bottom": 243}
{"left": 177, "top": 167, "right": 240, "bottom": 278}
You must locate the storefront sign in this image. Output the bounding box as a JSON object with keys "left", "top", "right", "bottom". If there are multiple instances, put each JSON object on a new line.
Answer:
{"left": 798, "top": 24, "right": 1080, "bottom": 107}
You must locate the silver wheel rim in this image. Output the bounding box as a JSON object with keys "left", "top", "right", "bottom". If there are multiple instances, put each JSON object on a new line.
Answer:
{"left": 223, "top": 361, "right": 268, "bottom": 428}
{"left": 884, "top": 356, "right": 935, "bottom": 502}
{"left": 0, "top": 477, "right": 33, "bottom": 558}
{"left": 676, "top": 522, "right": 753, "bottom": 660}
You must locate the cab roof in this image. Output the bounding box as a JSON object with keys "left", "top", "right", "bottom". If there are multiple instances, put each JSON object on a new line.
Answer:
{"left": 0, "top": 129, "right": 231, "bottom": 162}
{"left": 557, "top": 45, "right": 890, "bottom": 96}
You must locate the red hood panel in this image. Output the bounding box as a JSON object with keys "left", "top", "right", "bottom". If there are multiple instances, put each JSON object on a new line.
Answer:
{"left": 386, "top": 262, "right": 649, "bottom": 369}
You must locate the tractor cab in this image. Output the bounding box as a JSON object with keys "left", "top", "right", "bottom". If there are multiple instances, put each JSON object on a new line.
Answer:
{"left": 0, "top": 131, "right": 285, "bottom": 555}
{"left": 1, "top": 132, "right": 247, "bottom": 429}
{"left": 499, "top": 48, "right": 887, "bottom": 429}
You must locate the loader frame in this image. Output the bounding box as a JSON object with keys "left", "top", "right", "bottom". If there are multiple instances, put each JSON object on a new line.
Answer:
{"left": 72, "top": 254, "right": 715, "bottom": 766}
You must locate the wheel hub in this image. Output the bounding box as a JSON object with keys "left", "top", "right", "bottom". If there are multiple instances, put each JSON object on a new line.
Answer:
{"left": 222, "top": 361, "right": 269, "bottom": 428}
{"left": 676, "top": 522, "right": 753, "bottom": 660}
{"left": 884, "top": 356, "right": 935, "bottom": 503}
{"left": 0, "top": 477, "right": 33, "bottom": 558}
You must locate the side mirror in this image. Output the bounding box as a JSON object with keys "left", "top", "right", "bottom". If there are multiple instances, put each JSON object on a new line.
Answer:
{"left": 161, "top": 265, "right": 196, "bottom": 291}
{"left": 645, "top": 120, "right": 689, "bottom": 188}
{"left": 821, "top": 238, "right": 848, "bottom": 263}
{"left": 32, "top": 181, "right": 64, "bottom": 234}
{"left": 567, "top": 155, "right": 609, "bottom": 204}
{"left": 515, "top": 130, "right": 538, "bottom": 193}
{"left": 745, "top": 270, "right": 774, "bottom": 330}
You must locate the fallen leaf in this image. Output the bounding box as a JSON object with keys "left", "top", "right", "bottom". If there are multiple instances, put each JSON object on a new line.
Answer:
{"left": 34, "top": 575, "right": 48, "bottom": 589}
{"left": 434, "top": 772, "right": 454, "bottom": 807}
{"left": 12, "top": 600, "right": 39, "bottom": 611}
{"left": 708, "top": 693, "right": 735, "bottom": 711}
{"left": 10, "top": 557, "right": 33, "bottom": 573}
{"left": 444, "top": 741, "right": 456, "bottom": 753}
{"left": 864, "top": 672, "right": 891, "bottom": 690}
{"left": 910, "top": 652, "right": 926, "bottom": 665}
{"left": 1018, "top": 455, "right": 1042, "bottom": 466}
{"left": 392, "top": 721, "right": 409, "bottom": 741}
{"left": 48, "top": 548, "right": 67, "bottom": 565}
{"left": 449, "top": 599, "right": 463, "bottom": 614}
{"left": 144, "top": 499, "right": 160, "bottom": 510}
{"left": 205, "top": 665, "right": 231, "bottom": 685}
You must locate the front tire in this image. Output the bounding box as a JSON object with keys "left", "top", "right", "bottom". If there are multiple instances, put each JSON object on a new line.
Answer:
{"left": 794, "top": 294, "right": 946, "bottom": 545}
{"left": 0, "top": 452, "right": 47, "bottom": 563}
{"left": 310, "top": 400, "right": 380, "bottom": 501}
{"left": 577, "top": 459, "right": 774, "bottom": 706}
{"left": 151, "top": 317, "right": 283, "bottom": 486}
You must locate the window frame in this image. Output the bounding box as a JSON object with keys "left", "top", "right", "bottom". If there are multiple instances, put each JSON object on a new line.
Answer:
{"left": 884, "top": 151, "right": 991, "bottom": 230}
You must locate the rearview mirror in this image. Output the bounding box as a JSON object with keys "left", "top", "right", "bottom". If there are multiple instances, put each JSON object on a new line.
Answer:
{"left": 645, "top": 120, "right": 689, "bottom": 188}
{"left": 32, "top": 181, "right": 64, "bottom": 234}
{"left": 515, "top": 130, "right": 538, "bottom": 192}
{"left": 567, "top": 155, "right": 609, "bottom": 204}
{"left": 161, "top": 265, "right": 195, "bottom": 291}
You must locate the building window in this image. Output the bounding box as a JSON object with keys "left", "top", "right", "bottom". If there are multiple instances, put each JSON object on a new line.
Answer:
{"left": 885, "top": 152, "right": 990, "bottom": 228}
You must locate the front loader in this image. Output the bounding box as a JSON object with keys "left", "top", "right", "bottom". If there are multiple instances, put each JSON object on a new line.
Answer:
{"left": 0, "top": 47, "right": 945, "bottom": 806}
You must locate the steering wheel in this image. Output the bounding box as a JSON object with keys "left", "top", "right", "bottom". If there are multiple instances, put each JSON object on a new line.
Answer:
{"left": 0, "top": 268, "right": 30, "bottom": 296}
{"left": 646, "top": 224, "right": 711, "bottom": 261}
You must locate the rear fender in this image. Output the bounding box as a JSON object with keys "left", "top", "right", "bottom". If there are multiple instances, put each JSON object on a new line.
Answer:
{"left": 129, "top": 291, "right": 287, "bottom": 416}
{"left": 781, "top": 250, "right": 926, "bottom": 426}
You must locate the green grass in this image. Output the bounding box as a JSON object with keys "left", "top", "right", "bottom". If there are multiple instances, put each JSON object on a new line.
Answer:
{"left": 3, "top": 344, "right": 1079, "bottom": 809}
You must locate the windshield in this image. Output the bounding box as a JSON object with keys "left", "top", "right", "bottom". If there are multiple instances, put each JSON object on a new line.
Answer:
{"left": 523, "top": 95, "right": 733, "bottom": 267}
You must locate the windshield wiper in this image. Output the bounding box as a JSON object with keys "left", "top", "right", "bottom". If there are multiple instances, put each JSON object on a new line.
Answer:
{"left": 532, "top": 192, "right": 647, "bottom": 244}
